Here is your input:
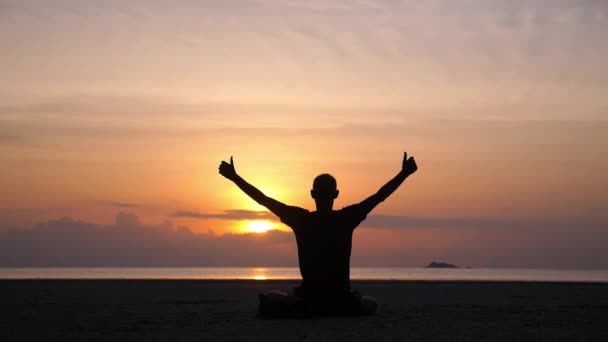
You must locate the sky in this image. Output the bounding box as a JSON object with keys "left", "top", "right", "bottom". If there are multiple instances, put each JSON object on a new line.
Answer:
{"left": 1, "top": 0, "right": 607, "bottom": 268}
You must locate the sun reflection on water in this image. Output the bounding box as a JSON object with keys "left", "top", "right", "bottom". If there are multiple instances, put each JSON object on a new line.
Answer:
{"left": 252, "top": 268, "right": 268, "bottom": 280}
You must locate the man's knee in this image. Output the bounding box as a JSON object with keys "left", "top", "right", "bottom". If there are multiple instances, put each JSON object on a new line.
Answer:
{"left": 258, "top": 290, "right": 305, "bottom": 316}
{"left": 359, "top": 296, "right": 378, "bottom": 315}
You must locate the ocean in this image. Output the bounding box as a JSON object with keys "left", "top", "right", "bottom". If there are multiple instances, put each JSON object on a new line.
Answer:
{"left": 1, "top": 267, "right": 607, "bottom": 282}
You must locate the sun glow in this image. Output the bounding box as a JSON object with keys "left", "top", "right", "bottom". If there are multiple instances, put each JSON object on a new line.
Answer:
{"left": 245, "top": 220, "right": 275, "bottom": 233}
{"left": 252, "top": 267, "right": 268, "bottom": 280}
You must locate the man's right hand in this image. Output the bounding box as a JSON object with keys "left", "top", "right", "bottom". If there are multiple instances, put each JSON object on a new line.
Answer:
{"left": 402, "top": 152, "right": 418, "bottom": 176}
{"left": 219, "top": 156, "right": 238, "bottom": 180}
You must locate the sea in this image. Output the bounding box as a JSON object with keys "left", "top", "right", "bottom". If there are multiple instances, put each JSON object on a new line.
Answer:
{"left": 1, "top": 267, "right": 607, "bottom": 282}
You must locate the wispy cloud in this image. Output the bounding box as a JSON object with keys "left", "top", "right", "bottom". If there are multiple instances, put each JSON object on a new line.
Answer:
{"left": 2, "top": 0, "right": 606, "bottom": 111}
{"left": 360, "top": 215, "right": 600, "bottom": 231}
{"left": 0, "top": 207, "right": 67, "bottom": 215}
{"left": 171, "top": 210, "right": 275, "bottom": 221}
{"left": 98, "top": 201, "right": 139, "bottom": 209}
{"left": 0, "top": 133, "right": 25, "bottom": 144}
{"left": 170, "top": 209, "right": 596, "bottom": 231}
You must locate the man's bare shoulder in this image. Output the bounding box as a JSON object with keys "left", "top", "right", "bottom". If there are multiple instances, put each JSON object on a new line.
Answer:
{"left": 338, "top": 203, "right": 366, "bottom": 212}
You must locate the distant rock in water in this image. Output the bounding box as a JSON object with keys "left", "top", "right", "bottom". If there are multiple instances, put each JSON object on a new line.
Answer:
{"left": 425, "top": 261, "right": 458, "bottom": 268}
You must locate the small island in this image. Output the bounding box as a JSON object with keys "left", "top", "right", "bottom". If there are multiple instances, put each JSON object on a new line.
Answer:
{"left": 425, "top": 261, "right": 458, "bottom": 268}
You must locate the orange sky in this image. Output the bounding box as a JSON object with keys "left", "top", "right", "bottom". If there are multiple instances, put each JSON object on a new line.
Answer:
{"left": 0, "top": 1, "right": 607, "bottom": 267}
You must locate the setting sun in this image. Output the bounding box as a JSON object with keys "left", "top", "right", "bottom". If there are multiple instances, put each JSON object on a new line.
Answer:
{"left": 245, "top": 220, "right": 275, "bottom": 234}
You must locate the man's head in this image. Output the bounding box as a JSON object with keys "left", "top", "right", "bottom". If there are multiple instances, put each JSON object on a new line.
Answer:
{"left": 311, "top": 174, "right": 339, "bottom": 210}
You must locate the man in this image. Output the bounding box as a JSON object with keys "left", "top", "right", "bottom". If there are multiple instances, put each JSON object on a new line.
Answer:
{"left": 218, "top": 152, "right": 418, "bottom": 316}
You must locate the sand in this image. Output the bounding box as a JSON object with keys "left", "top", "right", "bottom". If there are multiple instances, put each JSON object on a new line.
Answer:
{"left": 1, "top": 280, "right": 607, "bottom": 341}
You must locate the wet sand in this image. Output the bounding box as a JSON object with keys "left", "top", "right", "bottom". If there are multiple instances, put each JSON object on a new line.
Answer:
{"left": 1, "top": 280, "right": 607, "bottom": 341}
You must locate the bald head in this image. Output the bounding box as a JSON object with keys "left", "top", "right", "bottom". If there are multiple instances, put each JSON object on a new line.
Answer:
{"left": 313, "top": 174, "right": 337, "bottom": 192}
{"left": 311, "top": 174, "right": 339, "bottom": 208}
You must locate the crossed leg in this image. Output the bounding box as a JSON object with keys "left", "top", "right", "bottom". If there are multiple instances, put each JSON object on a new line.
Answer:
{"left": 258, "top": 290, "right": 307, "bottom": 316}
{"left": 258, "top": 290, "right": 378, "bottom": 317}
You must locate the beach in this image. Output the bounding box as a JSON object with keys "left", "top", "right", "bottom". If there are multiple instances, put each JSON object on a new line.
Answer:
{"left": 2, "top": 280, "right": 607, "bottom": 341}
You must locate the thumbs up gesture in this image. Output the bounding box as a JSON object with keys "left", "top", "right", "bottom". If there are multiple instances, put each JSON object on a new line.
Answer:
{"left": 402, "top": 152, "right": 418, "bottom": 176}
{"left": 219, "top": 156, "right": 238, "bottom": 180}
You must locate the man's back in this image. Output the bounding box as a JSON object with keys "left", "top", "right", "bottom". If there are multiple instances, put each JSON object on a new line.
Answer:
{"left": 277, "top": 204, "right": 368, "bottom": 295}
{"left": 218, "top": 152, "right": 417, "bottom": 315}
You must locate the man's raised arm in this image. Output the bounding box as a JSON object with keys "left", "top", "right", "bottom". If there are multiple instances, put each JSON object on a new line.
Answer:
{"left": 218, "top": 156, "right": 287, "bottom": 216}
{"left": 358, "top": 152, "right": 418, "bottom": 214}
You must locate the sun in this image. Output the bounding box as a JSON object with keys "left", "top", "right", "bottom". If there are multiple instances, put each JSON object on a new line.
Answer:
{"left": 245, "top": 220, "right": 274, "bottom": 233}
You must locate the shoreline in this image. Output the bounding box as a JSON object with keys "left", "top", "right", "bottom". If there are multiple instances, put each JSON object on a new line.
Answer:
{"left": 3, "top": 267, "right": 607, "bottom": 283}
{"left": 2, "top": 278, "right": 608, "bottom": 285}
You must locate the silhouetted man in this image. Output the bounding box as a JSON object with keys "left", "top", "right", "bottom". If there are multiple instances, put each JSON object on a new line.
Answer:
{"left": 219, "top": 152, "right": 418, "bottom": 316}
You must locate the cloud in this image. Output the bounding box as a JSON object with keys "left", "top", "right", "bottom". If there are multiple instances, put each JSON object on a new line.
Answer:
{"left": 0, "top": 207, "right": 69, "bottom": 232}
{"left": 0, "top": 212, "right": 296, "bottom": 267}
{"left": 0, "top": 133, "right": 27, "bottom": 145}
{"left": 362, "top": 215, "right": 526, "bottom": 230}
{"left": 171, "top": 210, "right": 276, "bottom": 221}
{"left": 1, "top": 212, "right": 607, "bottom": 268}
{"left": 170, "top": 209, "right": 589, "bottom": 231}
{"left": 98, "top": 201, "right": 139, "bottom": 209}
